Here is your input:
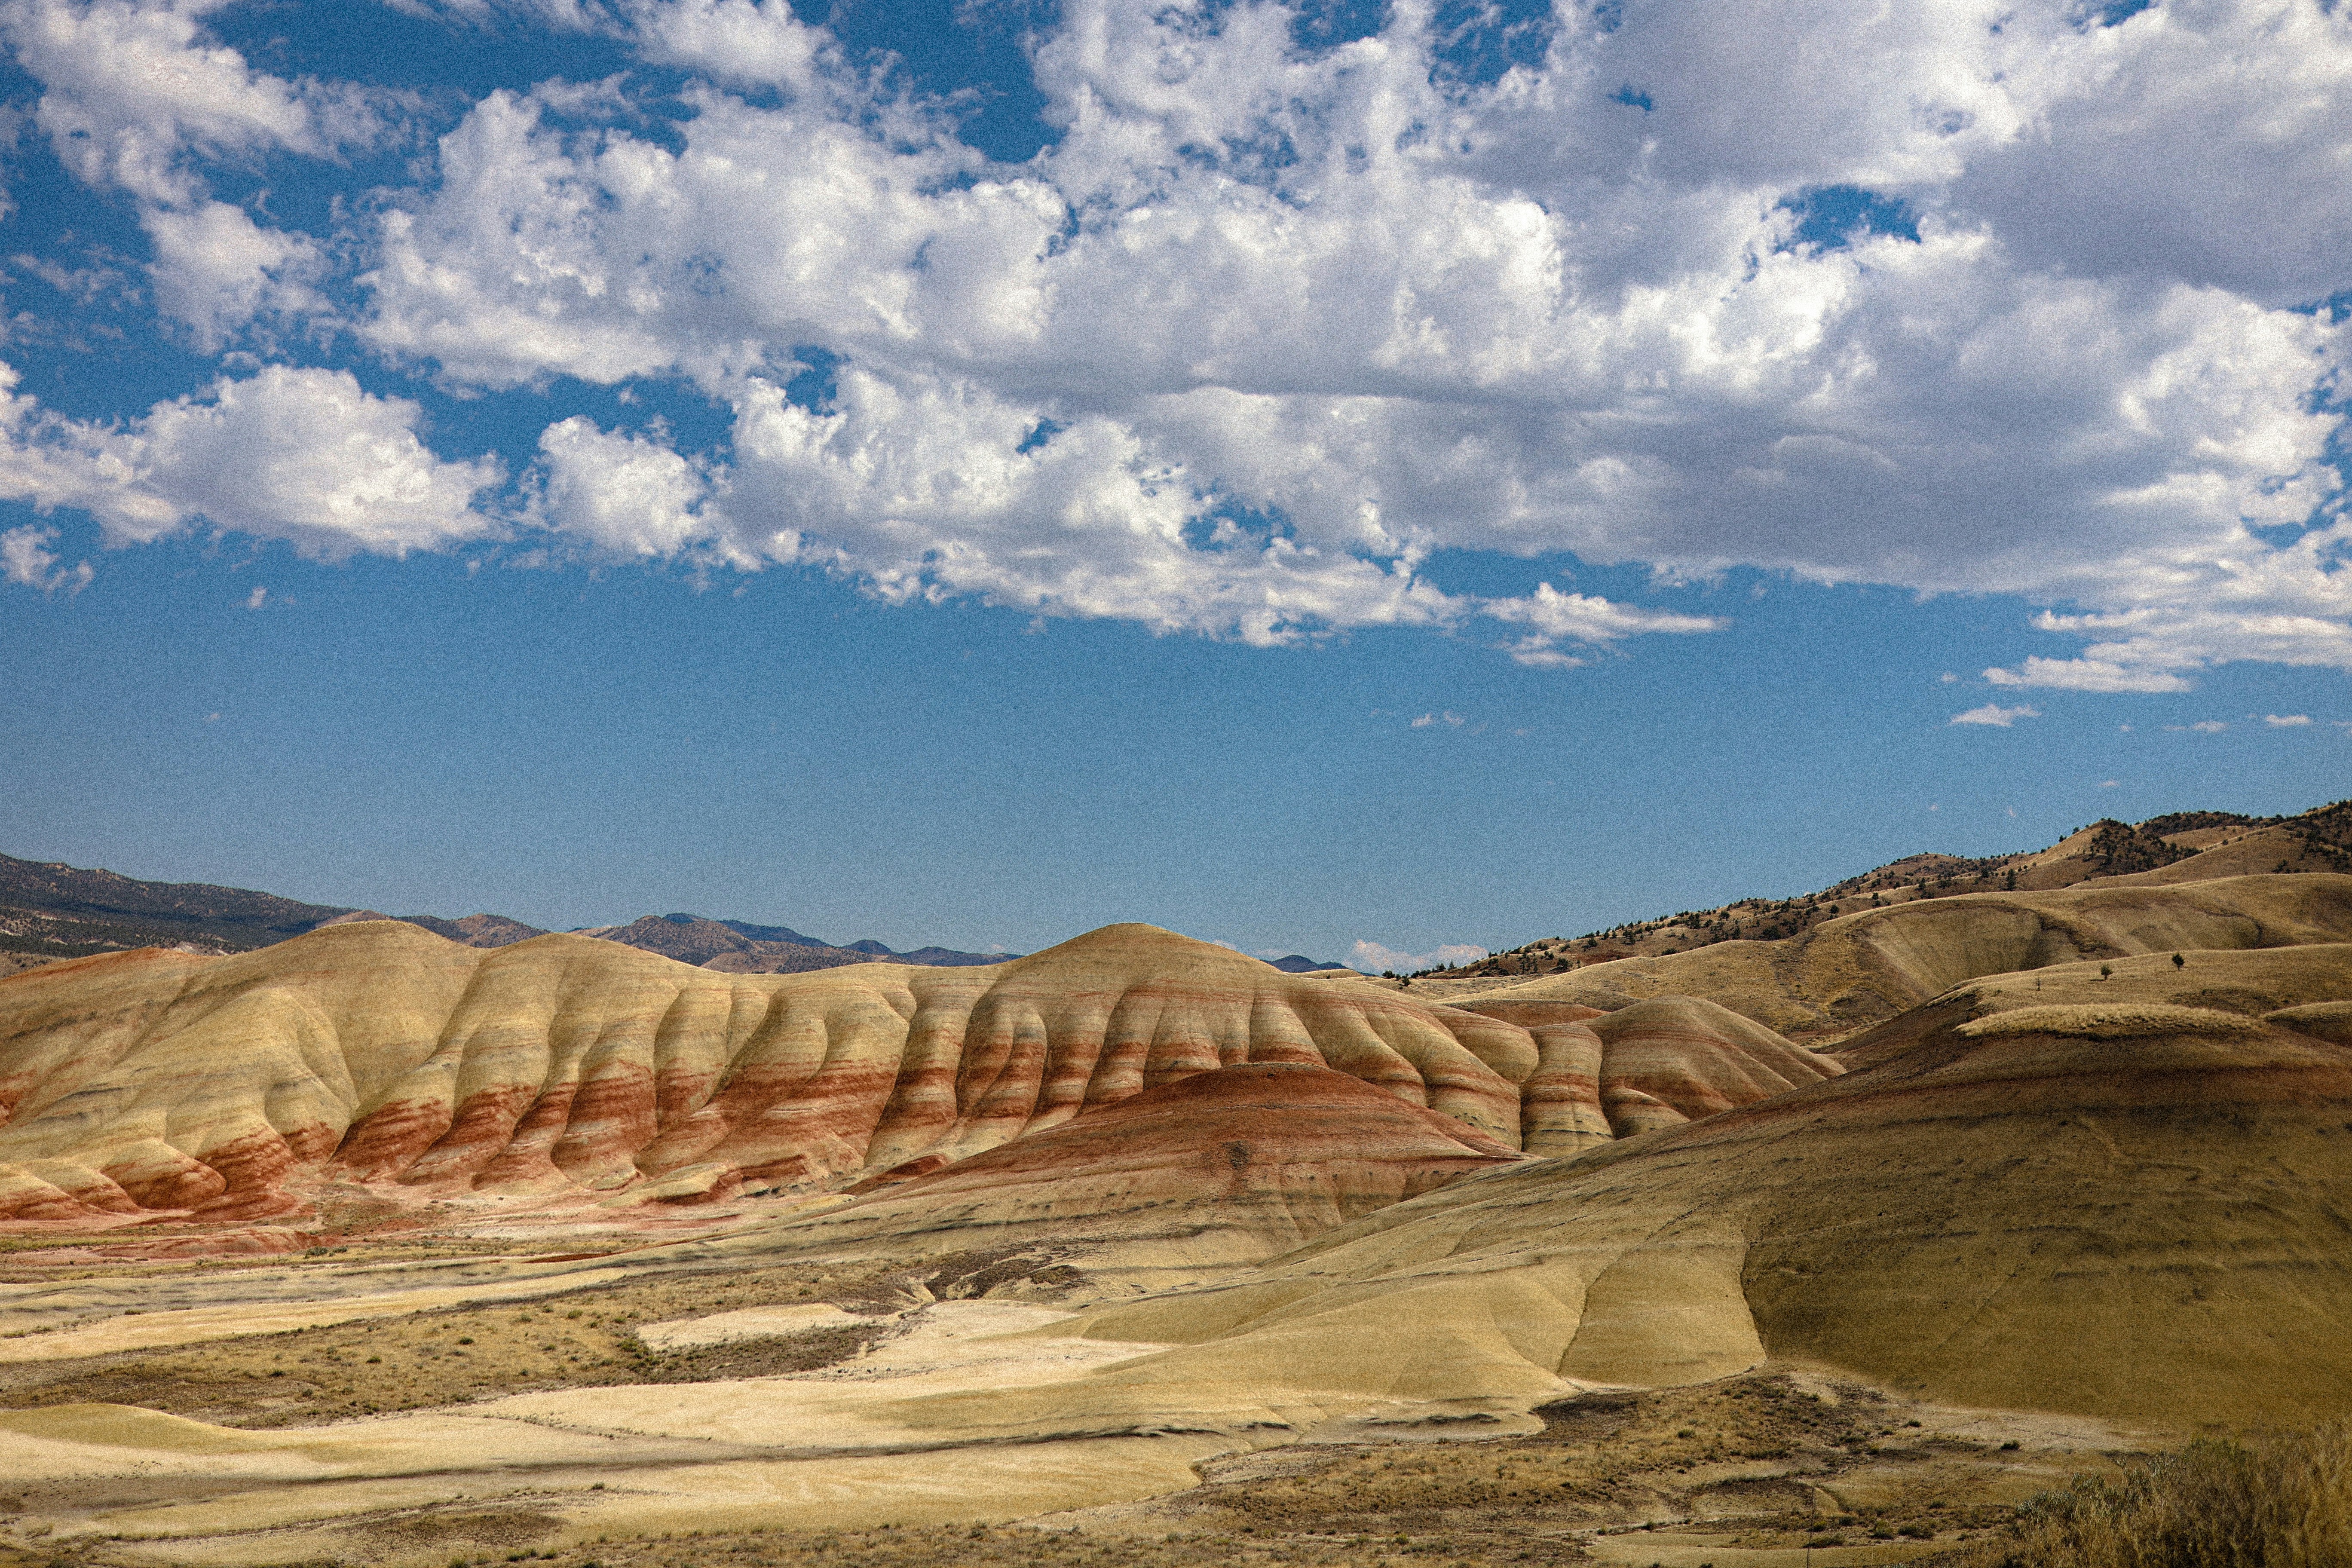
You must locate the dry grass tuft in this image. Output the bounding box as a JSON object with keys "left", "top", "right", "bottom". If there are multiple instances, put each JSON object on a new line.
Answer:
{"left": 1954, "top": 1004, "right": 2268, "bottom": 1040}
{"left": 1963, "top": 1425, "right": 2352, "bottom": 1568}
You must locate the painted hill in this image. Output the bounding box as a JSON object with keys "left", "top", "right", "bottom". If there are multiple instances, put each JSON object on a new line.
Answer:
{"left": 0, "top": 934, "right": 2343, "bottom": 1565}
{"left": 951, "top": 937, "right": 2352, "bottom": 1439}
{"left": 1437, "top": 993, "right": 1839, "bottom": 1154}
{"left": 317, "top": 909, "right": 542, "bottom": 947}
{"left": 735, "top": 992, "right": 1836, "bottom": 1290}
{"left": 0, "top": 922, "right": 1834, "bottom": 1227}
{"left": 0, "top": 866, "right": 2349, "bottom": 1560}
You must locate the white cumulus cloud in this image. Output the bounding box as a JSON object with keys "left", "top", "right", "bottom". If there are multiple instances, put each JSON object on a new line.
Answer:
{"left": 0, "top": 521, "right": 90, "bottom": 591}
{"left": 533, "top": 417, "right": 723, "bottom": 560}
{"left": 624, "top": 0, "right": 827, "bottom": 91}
{"left": 0, "top": 362, "right": 500, "bottom": 556}
{"left": 143, "top": 201, "right": 327, "bottom": 350}
{"left": 1485, "top": 582, "right": 1723, "bottom": 667}
{"left": 1951, "top": 702, "right": 2040, "bottom": 727}
{"left": 340, "top": 0, "right": 2352, "bottom": 666}
{"left": 1984, "top": 655, "right": 2193, "bottom": 693}
{"left": 1, "top": 0, "right": 386, "bottom": 341}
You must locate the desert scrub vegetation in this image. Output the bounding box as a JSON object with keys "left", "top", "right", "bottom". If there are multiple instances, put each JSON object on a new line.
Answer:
{"left": 0, "top": 1523, "right": 1589, "bottom": 1568}
{"left": 1193, "top": 1373, "right": 1892, "bottom": 1533}
{"left": 0, "top": 1247, "right": 1068, "bottom": 1427}
{"left": 447, "top": 1524, "right": 1589, "bottom": 1568}
{"left": 1963, "top": 1425, "right": 2352, "bottom": 1568}
{"left": 1167, "top": 1369, "right": 2020, "bottom": 1553}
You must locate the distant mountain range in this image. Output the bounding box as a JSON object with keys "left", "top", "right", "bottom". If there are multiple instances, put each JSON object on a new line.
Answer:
{"left": 545, "top": 913, "right": 1010, "bottom": 973}
{"left": 1265, "top": 954, "right": 1349, "bottom": 973}
{"left": 0, "top": 854, "right": 345, "bottom": 965}
{"left": 0, "top": 853, "right": 1017, "bottom": 976}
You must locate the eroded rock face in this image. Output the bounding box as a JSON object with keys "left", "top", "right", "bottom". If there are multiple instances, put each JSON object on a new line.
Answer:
{"left": 0, "top": 922, "right": 1837, "bottom": 1225}
{"left": 800, "top": 1062, "right": 1528, "bottom": 1268}
{"left": 1443, "top": 996, "right": 1835, "bottom": 1153}
{"left": 1587, "top": 996, "right": 1840, "bottom": 1137}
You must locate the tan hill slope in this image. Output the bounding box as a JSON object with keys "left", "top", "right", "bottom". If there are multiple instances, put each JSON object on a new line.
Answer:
{"left": 1446, "top": 796, "right": 2352, "bottom": 980}
{"left": 1444, "top": 994, "right": 1839, "bottom": 1152}
{"left": 0, "top": 922, "right": 1836, "bottom": 1228}
{"left": 913, "top": 939, "right": 2352, "bottom": 1441}
{"left": 1445, "top": 873, "right": 2352, "bottom": 1038}
{"left": 716, "top": 1000, "right": 1838, "bottom": 1290}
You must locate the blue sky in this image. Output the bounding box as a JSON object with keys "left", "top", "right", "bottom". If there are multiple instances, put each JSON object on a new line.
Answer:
{"left": 0, "top": 0, "right": 2347, "bottom": 967}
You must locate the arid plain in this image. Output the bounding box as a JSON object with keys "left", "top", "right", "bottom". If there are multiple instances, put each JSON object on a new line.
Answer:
{"left": 1, "top": 802, "right": 2349, "bottom": 1568}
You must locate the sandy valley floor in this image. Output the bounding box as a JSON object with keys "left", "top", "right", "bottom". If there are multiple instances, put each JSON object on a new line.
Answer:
{"left": 0, "top": 1226, "right": 2151, "bottom": 1568}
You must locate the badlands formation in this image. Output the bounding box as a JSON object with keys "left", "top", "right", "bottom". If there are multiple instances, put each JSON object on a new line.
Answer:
{"left": 0, "top": 841, "right": 2347, "bottom": 1564}
{"left": 0, "top": 922, "right": 1836, "bottom": 1229}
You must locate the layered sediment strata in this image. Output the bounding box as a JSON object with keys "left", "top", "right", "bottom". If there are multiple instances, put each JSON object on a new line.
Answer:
{"left": 805, "top": 1061, "right": 1528, "bottom": 1268}
{"left": 0, "top": 921, "right": 1840, "bottom": 1224}
{"left": 1441, "top": 995, "right": 1836, "bottom": 1152}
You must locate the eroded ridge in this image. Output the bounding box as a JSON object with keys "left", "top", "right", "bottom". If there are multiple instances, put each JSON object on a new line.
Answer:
{"left": 0, "top": 922, "right": 1838, "bottom": 1225}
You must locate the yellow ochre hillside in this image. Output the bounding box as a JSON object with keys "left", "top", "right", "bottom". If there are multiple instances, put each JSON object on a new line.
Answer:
{"left": 0, "top": 855, "right": 2349, "bottom": 1568}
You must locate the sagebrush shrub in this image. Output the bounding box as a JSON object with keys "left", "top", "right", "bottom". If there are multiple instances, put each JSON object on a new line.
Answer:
{"left": 1989, "top": 1426, "right": 2352, "bottom": 1568}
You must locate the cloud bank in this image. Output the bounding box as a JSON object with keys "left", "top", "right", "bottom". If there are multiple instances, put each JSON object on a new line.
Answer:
{"left": 0, "top": 0, "right": 2345, "bottom": 678}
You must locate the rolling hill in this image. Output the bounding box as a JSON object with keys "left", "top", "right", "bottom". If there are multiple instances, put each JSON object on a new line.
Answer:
{"left": 0, "top": 921, "right": 1837, "bottom": 1228}
{"left": 1432, "top": 873, "right": 2352, "bottom": 1038}
{"left": 1016, "top": 937, "right": 2352, "bottom": 1435}
{"left": 1440, "top": 796, "right": 2352, "bottom": 981}
{"left": 1, "top": 816, "right": 2351, "bottom": 1566}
